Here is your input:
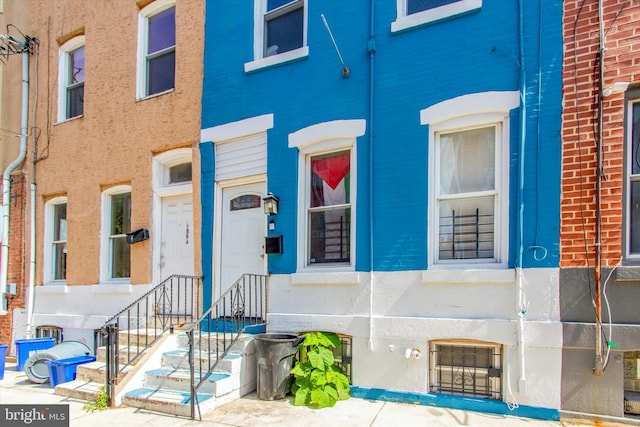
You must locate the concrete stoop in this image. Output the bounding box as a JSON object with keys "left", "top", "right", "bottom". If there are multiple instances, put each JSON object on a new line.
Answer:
{"left": 120, "top": 330, "right": 262, "bottom": 418}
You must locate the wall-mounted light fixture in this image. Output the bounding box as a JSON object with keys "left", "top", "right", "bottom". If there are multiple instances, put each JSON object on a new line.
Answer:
{"left": 603, "top": 82, "right": 630, "bottom": 97}
{"left": 263, "top": 193, "right": 279, "bottom": 216}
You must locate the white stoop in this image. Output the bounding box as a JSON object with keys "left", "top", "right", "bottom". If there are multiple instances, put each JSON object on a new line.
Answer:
{"left": 120, "top": 332, "right": 259, "bottom": 418}
{"left": 53, "top": 329, "right": 160, "bottom": 401}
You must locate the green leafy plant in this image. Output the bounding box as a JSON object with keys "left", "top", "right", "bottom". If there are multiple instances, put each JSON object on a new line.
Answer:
{"left": 290, "top": 331, "right": 350, "bottom": 408}
{"left": 82, "top": 385, "right": 109, "bottom": 413}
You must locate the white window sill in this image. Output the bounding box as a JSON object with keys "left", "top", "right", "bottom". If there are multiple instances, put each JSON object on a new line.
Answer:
{"left": 291, "top": 271, "right": 360, "bottom": 286}
{"left": 244, "top": 46, "right": 309, "bottom": 74}
{"left": 422, "top": 268, "right": 515, "bottom": 284}
{"left": 38, "top": 285, "right": 69, "bottom": 295}
{"left": 54, "top": 114, "right": 83, "bottom": 126}
{"left": 136, "top": 88, "right": 175, "bottom": 102}
{"left": 391, "top": 0, "right": 481, "bottom": 33}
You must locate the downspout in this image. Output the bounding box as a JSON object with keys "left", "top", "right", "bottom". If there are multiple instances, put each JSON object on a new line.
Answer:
{"left": 593, "top": 0, "right": 605, "bottom": 376}
{"left": 27, "top": 40, "right": 39, "bottom": 338}
{"left": 1, "top": 49, "right": 30, "bottom": 315}
{"left": 516, "top": 0, "right": 527, "bottom": 394}
{"left": 367, "top": 0, "right": 376, "bottom": 351}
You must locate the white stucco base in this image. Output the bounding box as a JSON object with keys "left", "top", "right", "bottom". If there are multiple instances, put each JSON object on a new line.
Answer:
{"left": 14, "top": 284, "right": 153, "bottom": 352}
{"left": 265, "top": 268, "right": 562, "bottom": 410}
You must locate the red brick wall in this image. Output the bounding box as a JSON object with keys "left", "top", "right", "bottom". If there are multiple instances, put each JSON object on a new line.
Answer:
{"left": 0, "top": 172, "right": 26, "bottom": 346}
{"left": 562, "top": 0, "right": 640, "bottom": 267}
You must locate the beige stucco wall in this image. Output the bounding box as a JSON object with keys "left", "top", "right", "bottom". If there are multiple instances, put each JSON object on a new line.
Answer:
{"left": 27, "top": 0, "right": 204, "bottom": 286}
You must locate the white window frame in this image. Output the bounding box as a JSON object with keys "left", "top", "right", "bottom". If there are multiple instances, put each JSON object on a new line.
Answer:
{"left": 626, "top": 94, "right": 640, "bottom": 260}
{"left": 245, "top": 0, "right": 309, "bottom": 73}
{"left": 429, "top": 339, "right": 502, "bottom": 400}
{"left": 289, "top": 120, "right": 366, "bottom": 272}
{"left": 136, "top": 0, "right": 176, "bottom": 100}
{"left": 100, "top": 185, "right": 132, "bottom": 283}
{"left": 422, "top": 91, "right": 518, "bottom": 269}
{"left": 43, "top": 197, "right": 67, "bottom": 284}
{"left": 57, "top": 36, "right": 85, "bottom": 122}
{"left": 392, "top": 0, "right": 481, "bottom": 33}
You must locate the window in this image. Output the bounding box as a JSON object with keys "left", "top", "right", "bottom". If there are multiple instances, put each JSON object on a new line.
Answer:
{"left": 137, "top": 1, "right": 175, "bottom": 98}
{"left": 436, "top": 126, "right": 498, "bottom": 262}
{"left": 44, "top": 198, "right": 67, "bottom": 282}
{"left": 308, "top": 151, "right": 351, "bottom": 265}
{"left": 289, "top": 119, "right": 365, "bottom": 271}
{"left": 429, "top": 341, "right": 502, "bottom": 400}
{"left": 392, "top": 0, "right": 481, "bottom": 33}
{"left": 57, "top": 37, "right": 85, "bottom": 121}
{"left": 627, "top": 96, "right": 640, "bottom": 259}
{"left": 422, "top": 91, "right": 518, "bottom": 267}
{"left": 246, "top": 0, "right": 308, "bottom": 73}
{"left": 102, "top": 187, "right": 131, "bottom": 281}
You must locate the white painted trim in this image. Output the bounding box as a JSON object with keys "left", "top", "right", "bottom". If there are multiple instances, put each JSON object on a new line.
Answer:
{"left": 43, "top": 196, "right": 68, "bottom": 285}
{"left": 136, "top": 0, "right": 176, "bottom": 100}
{"left": 423, "top": 92, "right": 516, "bottom": 268}
{"left": 290, "top": 120, "right": 366, "bottom": 272}
{"left": 152, "top": 148, "right": 193, "bottom": 285}
{"left": 392, "top": 0, "right": 481, "bottom": 33}
{"left": 288, "top": 119, "right": 366, "bottom": 150}
{"left": 248, "top": 0, "right": 308, "bottom": 70}
{"left": 201, "top": 114, "right": 274, "bottom": 143}
{"left": 57, "top": 36, "right": 85, "bottom": 123}
{"left": 244, "top": 46, "right": 309, "bottom": 73}
{"left": 420, "top": 91, "right": 519, "bottom": 126}
{"left": 100, "top": 185, "right": 132, "bottom": 284}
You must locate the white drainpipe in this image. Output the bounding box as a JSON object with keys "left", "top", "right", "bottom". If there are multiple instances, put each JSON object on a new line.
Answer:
{"left": 1, "top": 50, "right": 30, "bottom": 316}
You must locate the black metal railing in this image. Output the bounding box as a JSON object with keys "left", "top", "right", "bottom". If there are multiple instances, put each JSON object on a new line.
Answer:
{"left": 101, "top": 275, "right": 202, "bottom": 405}
{"left": 184, "top": 273, "right": 266, "bottom": 420}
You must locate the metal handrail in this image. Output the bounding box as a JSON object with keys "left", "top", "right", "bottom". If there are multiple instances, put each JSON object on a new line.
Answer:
{"left": 184, "top": 273, "right": 266, "bottom": 420}
{"left": 100, "top": 275, "right": 202, "bottom": 405}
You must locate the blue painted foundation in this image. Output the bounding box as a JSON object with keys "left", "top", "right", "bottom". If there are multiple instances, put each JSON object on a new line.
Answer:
{"left": 349, "top": 387, "right": 560, "bottom": 422}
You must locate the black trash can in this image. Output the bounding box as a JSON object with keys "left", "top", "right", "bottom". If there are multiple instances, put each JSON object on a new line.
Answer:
{"left": 254, "top": 333, "right": 304, "bottom": 400}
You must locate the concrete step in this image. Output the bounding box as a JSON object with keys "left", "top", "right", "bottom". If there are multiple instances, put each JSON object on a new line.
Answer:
{"left": 96, "top": 345, "right": 147, "bottom": 365}
{"left": 121, "top": 387, "right": 216, "bottom": 418}
{"left": 116, "top": 329, "right": 165, "bottom": 346}
{"left": 53, "top": 379, "right": 104, "bottom": 401}
{"left": 75, "top": 361, "right": 133, "bottom": 383}
{"left": 176, "top": 332, "right": 258, "bottom": 355}
{"left": 143, "top": 368, "right": 235, "bottom": 396}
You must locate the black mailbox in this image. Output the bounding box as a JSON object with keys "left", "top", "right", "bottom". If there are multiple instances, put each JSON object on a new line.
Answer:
{"left": 265, "top": 235, "right": 283, "bottom": 254}
{"left": 126, "top": 228, "right": 149, "bottom": 244}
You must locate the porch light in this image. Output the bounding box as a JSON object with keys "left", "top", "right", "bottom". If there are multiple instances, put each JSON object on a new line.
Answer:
{"left": 263, "top": 193, "right": 279, "bottom": 216}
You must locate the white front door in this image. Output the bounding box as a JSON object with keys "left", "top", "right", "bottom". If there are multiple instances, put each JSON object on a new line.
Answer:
{"left": 217, "top": 182, "right": 266, "bottom": 300}
{"left": 160, "top": 194, "right": 194, "bottom": 279}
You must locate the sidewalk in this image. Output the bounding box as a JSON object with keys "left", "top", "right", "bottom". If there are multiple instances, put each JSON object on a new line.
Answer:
{"left": 0, "top": 360, "right": 632, "bottom": 426}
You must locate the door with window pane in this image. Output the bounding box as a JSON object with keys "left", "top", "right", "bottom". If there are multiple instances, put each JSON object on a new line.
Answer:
{"left": 110, "top": 193, "right": 131, "bottom": 279}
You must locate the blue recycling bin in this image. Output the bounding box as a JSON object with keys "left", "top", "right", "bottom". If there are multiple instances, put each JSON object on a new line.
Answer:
{"left": 47, "top": 355, "right": 96, "bottom": 388}
{"left": 15, "top": 337, "right": 56, "bottom": 371}
{"left": 0, "top": 344, "right": 7, "bottom": 380}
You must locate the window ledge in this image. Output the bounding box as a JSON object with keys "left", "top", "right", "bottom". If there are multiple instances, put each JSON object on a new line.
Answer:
{"left": 291, "top": 271, "right": 360, "bottom": 286}
{"left": 615, "top": 266, "right": 640, "bottom": 282}
{"left": 422, "top": 268, "right": 515, "bottom": 284}
{"left": 54, "top": 115, "right": 83, "bottom": 126}
{"left": 244, "top": 46, "right": 309, "bottom": 74}
{"left": 136, "top": 88, "right": 175, "bottom": 102}
{"left": 391, "top": 0, "right": 481, "bottom": 33}
{"left": 92, "top": 283, "right": 133, "bottom": 294}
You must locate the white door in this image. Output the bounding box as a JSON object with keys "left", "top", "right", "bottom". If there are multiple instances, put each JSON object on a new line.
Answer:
{"left": 218, "top": 182, "right": 266, "bottom": 300}
{"left": 160, "top": 194, "right": 194, "bottom": 279}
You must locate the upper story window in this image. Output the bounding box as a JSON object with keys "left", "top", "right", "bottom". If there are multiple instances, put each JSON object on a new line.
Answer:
{"left": 101, "top": 186, "right": 131, "bottom": 281}
{"left": 422, "top": 91, "right": 518, "bottom": 268}
{"left": 245, "top": 0, "right": 308, "bottom": 73}
{"left": 137, "top": 0, "right": 175, "bottom": 99}
{"left": 289, "top": 120, "right": 366, "bottom": 271}
{"left": 392, "top": 0, "right": 481, "bottom": 33}
{"left": 57, "top": 36, "right": 85, "bottom": 121}
{"left": 44, "top": 197, "right": 67, "bottom": 283}
{"left": 626, "top": 91, "right": 640, "bottom": 260}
